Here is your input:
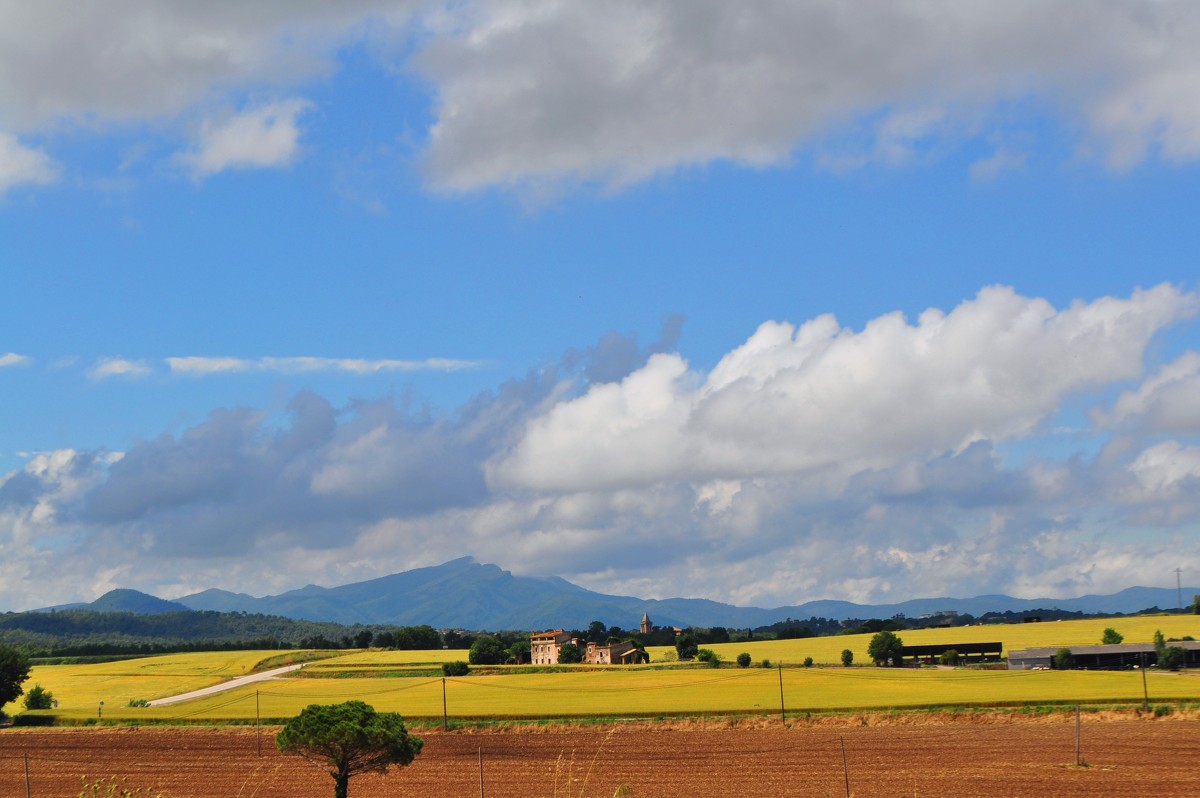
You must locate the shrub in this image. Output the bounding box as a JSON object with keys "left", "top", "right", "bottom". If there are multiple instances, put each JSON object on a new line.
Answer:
{"left": 1101, "top": 627, "right": 1124, "bottom": 645}
{"left": 803, "top": 657, "right": 814, "bottom": 668}
{"left": 442, "top": 661, "right": 470, "bottom": 677}
{"left": 1053, "top": 648, "right": 1075, "bottom": 670}
{"left": 760, "top": 658, "right": 772, "bottom": 669}
{"left": 696, "top": 648, "right": 720, "bottom": 667}
{"left": 736, "top": 652, "right": 752, "bottom": 668}
{"left": 1159, "top": 646, "right": 1187, "bottom": 672}
{"left": 841, "top": 649, "right": 854, "bottom": 667}
{"left": 23, "top": 683, "right": 53, "bottom": 710}
{"left": 938, "top": 649, "right": 960, "bottom": 666}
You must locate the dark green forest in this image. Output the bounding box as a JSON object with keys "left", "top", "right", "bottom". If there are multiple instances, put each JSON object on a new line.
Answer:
{"left": 0, "top": 609, "right": 459, "bottom": 660}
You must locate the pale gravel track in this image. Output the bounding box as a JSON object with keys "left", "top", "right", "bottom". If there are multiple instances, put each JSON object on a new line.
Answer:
{"left": 146, "top": 663, "right": 304, "bottom": 706}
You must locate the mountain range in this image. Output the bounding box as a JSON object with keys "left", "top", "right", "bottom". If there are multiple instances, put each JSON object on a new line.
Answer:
{"left": 43, "top": 557, "right": 1199, "bottom": 630}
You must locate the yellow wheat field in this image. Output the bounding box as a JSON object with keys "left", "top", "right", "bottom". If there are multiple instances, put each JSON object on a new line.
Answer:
{"left": 3, "top": 650, "right": 278, "bottom": 717}
{"left": 21, "top": 662, "right": 1200, "bottom": 723}
{"left": 10, "top": 615, "right": 1198, "bottom": 722}
{"left": 649, "top": 614, "right": 1200, "bottom": 665}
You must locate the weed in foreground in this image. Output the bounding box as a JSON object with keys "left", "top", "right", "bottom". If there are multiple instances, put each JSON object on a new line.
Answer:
{"left": 79, "top": 776, "right": 170, "bottom": 798}
{"left": 552, "top": 728, "right": 619, "bottom": 798}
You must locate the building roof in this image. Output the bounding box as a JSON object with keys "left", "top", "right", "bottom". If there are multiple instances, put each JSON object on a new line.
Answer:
{"left": 1009, "top": 641, "right": 1200, "bottom": 659}
{"left": 898, "top": 642, "right": 1002, "bottom": 657}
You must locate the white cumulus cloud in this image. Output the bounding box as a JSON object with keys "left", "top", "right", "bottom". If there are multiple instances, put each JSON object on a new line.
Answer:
{"left": 490, "top": 284, "right": 1196, "bottom": 492}
{"left": 179, "top": 99, "right": 314, "bottom": 177}
{"left": 87, "top": 358, "right": 153, "bottom": 380}
{"left": 166, "top": 355, "right": 484, "bottom": 375}
{"left": 417, "top": 0, "right": 1200, "bottom": 192}
{"left": 1096, "top": 351, "right": 1200, "bottom": 435}
{"left": 0, "top": 133, "right": 57, "bottom": 194}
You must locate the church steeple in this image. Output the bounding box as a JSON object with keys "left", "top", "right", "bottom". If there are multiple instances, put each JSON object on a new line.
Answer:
{"left": 640, "top": 612, "right": 652, "bottom": 635}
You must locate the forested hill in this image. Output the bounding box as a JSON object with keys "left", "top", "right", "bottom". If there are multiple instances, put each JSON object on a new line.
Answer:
{"left": 0, "top": 608, "right": 376, "bottom": 657}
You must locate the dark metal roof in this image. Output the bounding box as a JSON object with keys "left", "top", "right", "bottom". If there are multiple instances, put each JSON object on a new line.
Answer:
{"left": 898, "top": 642, "right": 1003, "bottom": 656}
{"left": 1009, "top": 640, "right": 1200, "bottom": 659}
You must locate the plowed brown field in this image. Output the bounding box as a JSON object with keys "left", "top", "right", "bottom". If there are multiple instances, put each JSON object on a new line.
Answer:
{"left": 2, "top": 713, "right": 1197, "bottom": 797}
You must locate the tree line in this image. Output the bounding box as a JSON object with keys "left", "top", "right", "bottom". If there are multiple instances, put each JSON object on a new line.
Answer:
{"left": 0, "top": 608, "right": 477, "bottom": 658}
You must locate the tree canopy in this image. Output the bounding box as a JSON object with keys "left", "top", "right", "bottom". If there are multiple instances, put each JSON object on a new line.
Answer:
{"left": 1101, "top": 627, "right": 1124, "bottom": 645}
{"left": 467, "top": 634, "right": 506, "bottom": 665}
{"left": 556, "top": 641, "right": 583, "bottom": 664}
{"left": 0, "top": 643, "right": 31, "bottom": 710}
{"left": 276, "top": 701, "right": 422, "bottom": 798}
{"left": 867, "top": 630, "right": 904, "bottom": 666}
{"left": 675, "top": 633, "right": 698, "bottom": 661}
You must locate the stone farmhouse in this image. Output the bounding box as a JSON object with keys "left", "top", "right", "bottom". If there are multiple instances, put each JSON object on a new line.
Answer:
{"left": 531, "top": 613, "right": 653, "bottom": 665}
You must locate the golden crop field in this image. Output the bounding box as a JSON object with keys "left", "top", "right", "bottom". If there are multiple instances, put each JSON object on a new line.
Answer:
{"left": 20, "top": 661, "right": 1200, "bottom": 724}
{"left": 9, "top": 615, "right": 1199, "bottom": 723}
{"left": 302, "top": 648, "right": 464, "bottom": 669}
{"left": 2, "top": 650, "right": 279, "bottom": 717}
{"left": 35, "top": 666, "right": 1200, "bottom": 724}
{"left": 649, "top": 614, "right": 1200, "bottom": 665}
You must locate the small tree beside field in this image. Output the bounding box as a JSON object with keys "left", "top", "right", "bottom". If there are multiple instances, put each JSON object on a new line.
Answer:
{"left": 867, "top": 630, "right": 904, "bottom": 666}
{"left": 276, "top": 700, "right": 422, "bottom": 798}
{"left": 23, "top": 683, "right": 53, "bottom": 710}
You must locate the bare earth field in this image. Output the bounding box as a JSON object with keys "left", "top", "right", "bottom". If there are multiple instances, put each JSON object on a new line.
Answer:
{"left": 2, "top": 712, "right": 1198, "bottom": 797}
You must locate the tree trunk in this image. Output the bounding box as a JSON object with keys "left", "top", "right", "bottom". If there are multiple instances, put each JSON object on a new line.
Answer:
{"left": 333, "top": 769, "right": 350, "bottom": 798}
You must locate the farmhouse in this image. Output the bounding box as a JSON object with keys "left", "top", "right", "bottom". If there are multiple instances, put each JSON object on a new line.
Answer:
{"left": 531, "top": 614, "right": 652, "bottom": 665}
{"left": 531, "top": 630, "right": 574, "bottom": 664}
{"left": 584, "top": 639, "right": 642, "bottom": 664}
{"left": 1007, "top": 640, "right": 1200, "bottom": 670}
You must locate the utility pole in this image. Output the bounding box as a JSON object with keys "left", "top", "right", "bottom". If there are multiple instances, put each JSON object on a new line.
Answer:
{"left": 777, "top": 665, "right": 786, "bottom": 724}
{"left": 840, "top": 737, "right": 851, "bottom": 798}
{"left": 1080, "top": 705, "right": 1089, "bottom": 763}
{"left": 1141, "top": 652, "right": 1150, "bottom": 711}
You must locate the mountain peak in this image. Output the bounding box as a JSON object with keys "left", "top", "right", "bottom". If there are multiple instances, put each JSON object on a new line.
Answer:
{"left": 90, "top": 588, "right": 189, "bottom": 615}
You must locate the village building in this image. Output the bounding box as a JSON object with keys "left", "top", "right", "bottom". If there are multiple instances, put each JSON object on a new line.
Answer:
{"left": 584, "top": 639, "right": 641, "bottom": 664}
{"left": 530, "top": 629, "right": 574, "bottom": 665}
{"left": 531, "top": 614, "right": 652, "bottom": 665}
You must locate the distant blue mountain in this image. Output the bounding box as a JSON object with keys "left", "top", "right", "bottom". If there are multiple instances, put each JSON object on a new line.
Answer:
{"left": 170, "top": 557, "right": 1199, "bottom": 630}
{"left": 33, "top": 588, "right": 190, "bottom": 615}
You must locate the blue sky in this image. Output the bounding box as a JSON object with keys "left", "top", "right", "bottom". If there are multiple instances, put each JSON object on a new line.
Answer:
{"left": 2, "top": 1, "right": 1199, "bottom": 611}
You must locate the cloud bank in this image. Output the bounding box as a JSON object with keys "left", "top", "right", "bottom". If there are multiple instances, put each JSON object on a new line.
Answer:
{"left": 3, "top": 285, "right": 1197, "bottom": 610}
{"left": 4, "top": 2, "right": 1200, "bottom": 193}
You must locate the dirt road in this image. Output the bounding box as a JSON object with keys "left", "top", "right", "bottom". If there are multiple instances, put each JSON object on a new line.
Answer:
{"left": 146, "top": 664, "right": 304, "bottom": 706}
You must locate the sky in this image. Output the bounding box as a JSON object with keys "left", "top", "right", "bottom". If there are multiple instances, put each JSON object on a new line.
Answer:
{"left": 2, "top": 1, "right": 1200, "bottom": 612}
